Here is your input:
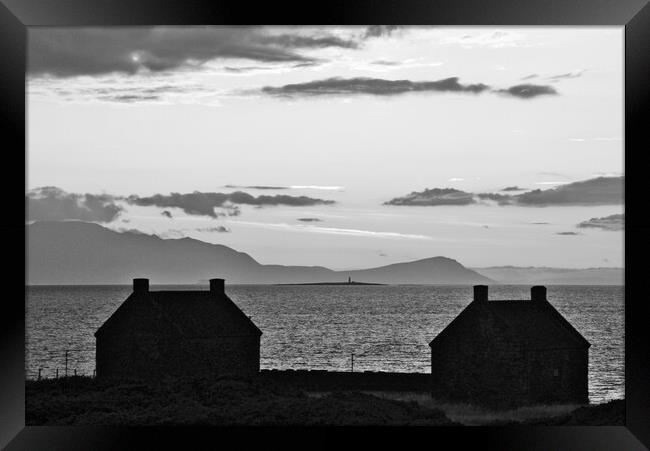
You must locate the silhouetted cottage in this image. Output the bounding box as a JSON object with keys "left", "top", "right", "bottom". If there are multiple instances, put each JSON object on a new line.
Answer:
{"left": 95, "top": 278, "right": 261, "bottom": 380}
{"left": 429, "top": 285, "right": 590, "bottom": 406}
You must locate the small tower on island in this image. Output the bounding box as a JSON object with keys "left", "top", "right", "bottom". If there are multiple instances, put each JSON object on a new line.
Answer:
{"left": 348, "top": 276, "right": 351, "bottom": 284}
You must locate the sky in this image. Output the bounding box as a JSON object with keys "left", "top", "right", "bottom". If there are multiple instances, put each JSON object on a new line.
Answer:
{"left": 27, "top": 26, "right": 624, "bottom": 270}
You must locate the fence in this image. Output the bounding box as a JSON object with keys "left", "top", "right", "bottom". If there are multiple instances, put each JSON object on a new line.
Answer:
{"left": 28, "top": 344, "right": 430, "bottom": 380}
{"left": 28, "top": 347, "right": 96, "bottom": 381}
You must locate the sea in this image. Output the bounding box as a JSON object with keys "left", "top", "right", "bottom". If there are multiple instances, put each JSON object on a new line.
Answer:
{"left": 26, "top": 284, "right": 624, "bottom": 404}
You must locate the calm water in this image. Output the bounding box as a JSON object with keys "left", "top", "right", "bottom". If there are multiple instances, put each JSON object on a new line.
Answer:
{"left": 26, "top": 284, "right": 624, "bottom": 403}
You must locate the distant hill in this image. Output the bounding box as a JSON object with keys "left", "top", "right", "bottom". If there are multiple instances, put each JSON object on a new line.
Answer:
{"left": 26, "top": 221, "right": 492, "bottom": 285}
{"left": 472, "top": 266, "right": 623, "bottom": 285}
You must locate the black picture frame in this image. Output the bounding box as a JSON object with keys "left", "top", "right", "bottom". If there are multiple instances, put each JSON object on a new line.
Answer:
{"left": 3, "top": 0, "right": 649, "bottom": 448}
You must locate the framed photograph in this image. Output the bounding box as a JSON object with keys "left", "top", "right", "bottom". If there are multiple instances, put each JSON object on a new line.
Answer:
{"left": 3, "top": 0, "right": 649, "bottom": 448}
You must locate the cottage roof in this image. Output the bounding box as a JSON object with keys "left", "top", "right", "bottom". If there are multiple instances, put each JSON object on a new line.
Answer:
{"left": 483, "top": 300, "right": 590, "bottom": 349}
{"left": 95, "top": 282, "right": 262, "bottom": 338}
{"left": 429, "top": 287, "right": 590, "bottom": 350}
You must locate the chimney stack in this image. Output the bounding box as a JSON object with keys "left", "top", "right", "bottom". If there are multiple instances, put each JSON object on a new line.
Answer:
{"left": 133, "top": 278, "right": 149, "bottom": 293}
{"left": 473, "top": 285, "right": 488, "bottom": 302}
{"left": 531, "top": 285, "right": 547, "bottom": 302}
{"left": 210, "top": 278, "right": 225, "bottom": 295}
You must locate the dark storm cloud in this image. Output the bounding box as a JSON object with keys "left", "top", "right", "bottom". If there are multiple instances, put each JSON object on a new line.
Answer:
{"left": 297, "top": 217, "right": 322, "bottom": 222}
{"left": 27, "top": 186, "right": 122, "bottom": 223}
{"left": 496, "top": 84, "right": 558, "bottom": 99}
{"left": 127, "top": 191, "right": 335, "bottom": 218}
{"left": 514, "top": 177, "right": 623, "bottom": 206}
{"left": 385, "top": 188, "right": 476, "bottom": 206}
{"left": 161, "top": 210, "right": 173, "bottom": 219}
{"left": 556, "top": 231, "right": 581, "bottom": 236}
{"left": 261, "top": 77, "right": 491, "bottom": 98}
{"left": 28, "top": 27, "right": 359, "bottom": 78}
{"left": 577, "top": 214, "right": 624, "bottom": 231}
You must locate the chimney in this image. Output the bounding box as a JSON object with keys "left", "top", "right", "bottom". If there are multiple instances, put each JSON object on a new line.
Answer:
{"left": 210, "top": 278, "right": 225, "bottom": 295}
{"left": 531, "top": 285, "right": 547, "bottom": 302}
{"left": 133, "top": 278, "right": 149, "bottom": 293}
{"left": 473, "top": 285, "right": 488, "bottom": 302}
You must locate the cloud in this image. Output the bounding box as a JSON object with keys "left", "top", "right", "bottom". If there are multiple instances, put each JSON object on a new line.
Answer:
{"left": 442, "top": 30, "right": 532, "bottom": 48}
{"left": 224, "top": 185, "right": 289, "bottom": 190}
{"left": 237, "top": 220, "right": 433, "bottom": 240}
{"left": 476, "top": 193, "right": 513, "bottom": 205}
{"left": 195, "top": 226, "right": 231, "bottom": 233}
{"left": 297, "top": 217, "right": 322, "bottom": 222}
{"left": 385, "top": 177, "right": 623, "bottom": 208}
{"left": 513, "top": 176, "right": 623, "bottom": 206}
{"left": 521, "top": 74, "right": 538, "bottom": 80}
{"left": 289, "top": 185, "right": 345, "bottom": 191}
{"left": 225, "top": 184, "right": 344, "bottom": 191}
{"left": 363, "top": 26, "right": 402, "bottom": 39}
{"left": 496, "top": 84, "right": 558, "bottom": 99}
{"left": 27, "top": 186, "right": 122, "bottom": 223}
{"left": 161, "top": 210, "right": 173, "bottom": 218}
{"left": 556, "top": 231, "right": 581, "bottom": 236}
{"left": 261, "top": 76, "right": 491, "bottom": 98}
{"left": 259, "top": 33, "right": 359, "bottom": 49}
{"left": 577, "top": 214, "right": 624, "bottom": 231}
{"left": 127, "top": 190, "right": 334, "bottom": 217}
{"left": 385, "top": 188, "right": 475, "bottom": 206}
{"left": 28, "top": 27, "right": 360, "bottom": 78}
{"left": 547, "top": 69, "right": 586, "bottom": 80}
{"left": 501, "top": 186, "right": 525, "bottom": 191}
{"left": 260, "top": 77, "right": 559, "bottom": 101}
{"left": 370, "top": 60, "right": 402, "bottom": 66}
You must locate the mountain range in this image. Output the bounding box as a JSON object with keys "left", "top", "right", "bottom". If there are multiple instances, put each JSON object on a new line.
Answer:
{"left": 26, "top": 221, "right": 623, "bottom": 286}
{"left": 26, "top": 221, "right": 492, "bottom": 285}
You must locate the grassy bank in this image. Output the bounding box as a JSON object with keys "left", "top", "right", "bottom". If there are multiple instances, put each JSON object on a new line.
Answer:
{"left": 26, "top": 376, "right": 623, "bottom": 426}
{"left": 26, "top": 376, "right": 458, "bottom": 426}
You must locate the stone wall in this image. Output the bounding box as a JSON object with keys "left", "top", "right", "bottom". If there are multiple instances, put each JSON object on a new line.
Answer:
{"left": 259, "top": 369, "right": 432, "bottom": 392}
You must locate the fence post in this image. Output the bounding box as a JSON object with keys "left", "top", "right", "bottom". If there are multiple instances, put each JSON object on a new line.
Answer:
{"left": 93, "top": 369, "right": 96, "bottom": 378}
{"left": 74, "top": 369, "right": 77, "bottom": 377}
{"left": 65, "top": 350, "right": 68, "bottom": 377}
{"left": 56, "top": 368, "right": 58, "bottom": 379}
{"left": 351, "top": 353, "right": 354, "bottom": 373}
{"left": 38, "top": 368, "right": 41, "bottom": 381}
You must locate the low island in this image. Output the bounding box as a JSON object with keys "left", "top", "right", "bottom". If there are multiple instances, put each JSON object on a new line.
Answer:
{"left": 278, "top": 277, "right": 385, "bottom": 286}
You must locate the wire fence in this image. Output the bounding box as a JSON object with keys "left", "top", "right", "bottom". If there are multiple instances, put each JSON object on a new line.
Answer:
{"left": 27, "top": 347, "right": 96, "bottom": 381}
{"left": 27, "top": 344, "right": 430, "bottom": 380}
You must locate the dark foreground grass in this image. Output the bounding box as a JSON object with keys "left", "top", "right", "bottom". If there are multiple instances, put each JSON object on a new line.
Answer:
{"left": 26, "top": 376, "right": 624, "bottom": 426}
{"left": 26, "top": 376, "right": 459, "bottom": 426}
{"left": 485, "top": 399, "right": 625, "bottom": 426}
